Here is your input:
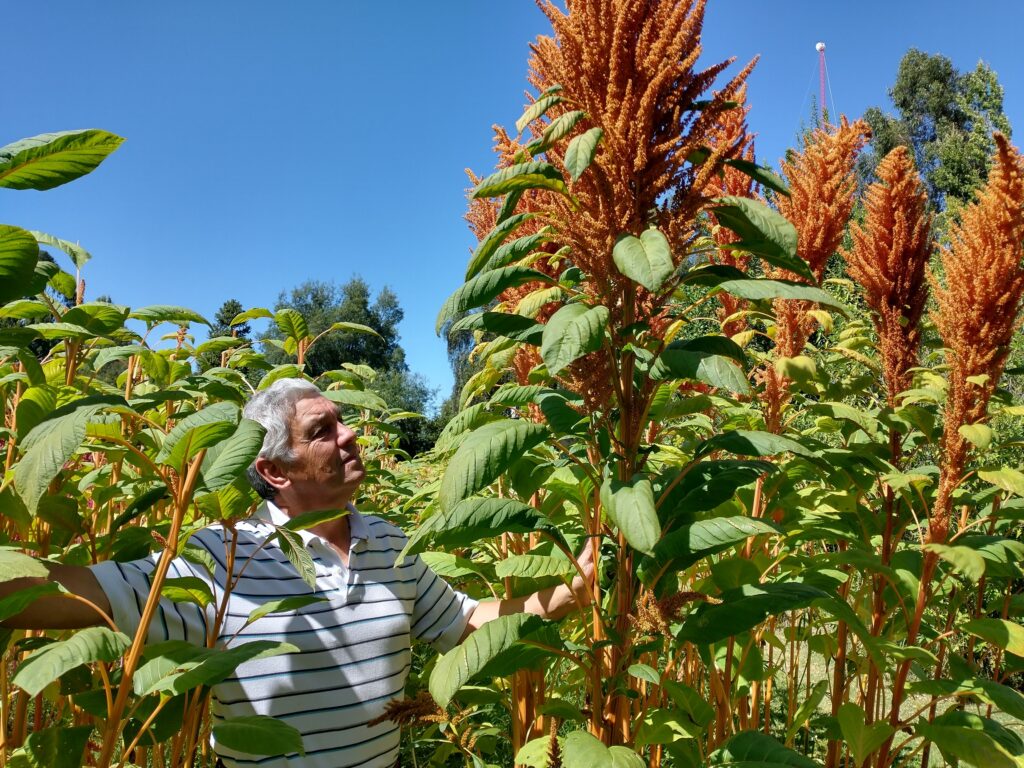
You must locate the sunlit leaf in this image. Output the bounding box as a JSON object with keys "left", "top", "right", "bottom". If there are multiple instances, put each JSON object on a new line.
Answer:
{"left": 0, "top": 129, "right": 123, "bottom": 190}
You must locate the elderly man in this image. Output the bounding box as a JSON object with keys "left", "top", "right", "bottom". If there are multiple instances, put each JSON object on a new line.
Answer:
{"left": 4, "top": 378, "right": 593, "bottom": 768}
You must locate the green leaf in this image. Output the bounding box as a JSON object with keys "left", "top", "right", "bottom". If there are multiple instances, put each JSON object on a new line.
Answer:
{"left": 13, "top": 627, "right": 131, "bottom": 696}
{"left": 696, "top": 430, "right": 817, "bottom": 460}
{"left": 281, "top": 507, "right": 349, "bottom": 533}
{"left": 436, "top": 265, "right": 548, "bottom": 334}
{"left": 710, "top": 197, "right": 811, "bottom": 283}
{"left": 156, "top": 402, "right": 239, "bottom": 471}
{"left": 925, "top": 543, "right": 986, "bottom": 582}
{"left": 496, "top": 554, "right": 574, "bottom": 579}
{"left": 452, "top": 312, "right": 542, "bottom": 343}
{"left": 161, "top": 577, "right": 214, "bottom": 608}
{"left": 230, "top": 307, "right": 273, "bottom": 325}
{"left": 0, "top": 129, "right": 124, "bottom": 190}
{"left": 538, "top": 391, "right": 587, "bottom": 434}
{"left": 128, "top": 305, "right": 210, "bottom": 327}
{"left": 14, "top": 396, "right": 121, "bottom": 514}
{"left": 565, "top": 127, "right": 604, "bottom": 181}
{"left": 600, "top": 474, "right": 660, "bottom": 555}
{"left": 134, "top": 640, "right": 298, "bottom": 697}
{"left": 24, "top": 725, "right": 93, "bottom": 768}
{"left": 959, "top": 423, "right": 993, "bottom": 450}
{"left": 678, "top": 583, "right": 828, "bottom": 646}
{"left": 430, "top": 614, "right": 547, "bottom": 708}
{"left": 403, "top": 498, "right": 564, "bottom": 558}
{"left": 420, "top": 552, "right": 493, "bottom": 580}
{"left": 978, "top": 467, "right": 1024, "bottom": 497}
{"left": 200, "top": 418, "right": 266, "bottom": 492}
{"left": 640, "top": 517, "right": 779, "bottom": 584}
{"left": 465, "top": 212, "right": 537, "bottom": 280}
{"left": 708, "top": 731, "right": 821, "bottom": 767}
{"left": 321, "top": 388, "right": 388, "bottom": 411}
{"left": 917, "top": 711, "right": 1024, "bottom": 768}
{"left": 325, "top": 321, "right": 380, "bottom": 337}
{"left": 786, "top": 680, "right": 828, "bottom": 742}
{"left": 473, "top": 162, "right": 567, "bottom": 199}
{"left": 29, "top": 231, "right": 92, "bottom": 270}
{"left": 527, "top": 110, "right": 587, "bottom": 155}
{"left": 516, "top": 94, "right": 563, "bottom": 134}
{"left": 964, "top": 618, "right": 1024, "bottom": 656}
{"left": 274, "top": 308, "right": 309, "bottom": 342}
{"left": 0, "top": 225, "right": 40, "bottom": 304}
{"left": 0, "top": 550, "right": 49, "bottom": 583}
{"left": 213, "top": 715, "right": 305, "bottom": 758}
{"left": 723, "top": 158, "right": 791, "bottom": 196}
{"left": 439, "top": 420, "right": 549, "bottom": 510}
{"left": 838, "top": 703, "right": 894, "bottom": 766}
{"left": 273, "top": 528, "right": 317, "bottom": 590}
{"left": 612, "top": 229, "right": 675, "bottom": 292}
{"left": 244, "top": 596, "right": 327, "bottom": 628}
{"left": 717, "top": 279, "right": 848, "bottom": 314}
{"left": 652, "top": 336, "right": 749, "bottom": 393}
{"left": 541, "top": 303, "right": 609, "bottom": 376}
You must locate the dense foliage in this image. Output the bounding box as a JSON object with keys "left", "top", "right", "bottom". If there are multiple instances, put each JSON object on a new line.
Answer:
{"left": 2, "top": 3, "right": 1024, "bottom": 768}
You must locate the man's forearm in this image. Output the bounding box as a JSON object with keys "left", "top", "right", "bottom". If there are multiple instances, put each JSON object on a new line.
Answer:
{"left": 0, "top": 566, "right": 112, "bottom": 630}
{"left": 462, "top": 580, "right": 587, "bottom": 639}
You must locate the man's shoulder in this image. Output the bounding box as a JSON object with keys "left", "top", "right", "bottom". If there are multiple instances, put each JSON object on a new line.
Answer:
{"left": 359, "top": 512, "right": 408, "bottom": 544}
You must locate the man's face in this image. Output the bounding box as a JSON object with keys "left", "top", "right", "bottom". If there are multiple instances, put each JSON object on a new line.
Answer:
{"left": 277, "top": 395, "right": 366, "bottom": 511}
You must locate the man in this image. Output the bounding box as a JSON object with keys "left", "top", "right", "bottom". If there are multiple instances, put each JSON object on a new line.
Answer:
{"left": 3, "top": 378, "right": 594, "bottom": 768}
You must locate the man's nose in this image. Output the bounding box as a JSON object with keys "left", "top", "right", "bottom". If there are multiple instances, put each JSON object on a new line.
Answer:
{"left": 336, "top": 423, "right": 356, "bottom": 445}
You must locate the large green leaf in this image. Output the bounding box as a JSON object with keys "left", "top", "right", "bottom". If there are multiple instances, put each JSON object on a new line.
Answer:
{"left": 541, "top": 303, "right": 609, "bottom": 376}
{"left": 405, "top": 497, "right": 564, "bottom": 559}
{"left": 0, "top": 582, "right": 63, "bottom": 622}
{"left": 156, "top": 401, "right": 240, "bottom": 471}
{"left": 601, "top": 474, "right": 660, "bottom": 555}
{"left": 61, "top": 302, "right": 129, "bottom": 336}
{"left": 0, "top": 225, "right": 40, "bottom": 304}
{"left": 696, "top": 430, "right": 817, "bottom": 460}
{"left": 710, "top": 197, "right": 812, "bottom": 283}
{"left": 488, "top": 231, "right": 551, "bottom": 272}
{"left": 678, "top": 583, "right": 828, "bottom": 646}
{"left": 640, "top": 517, "right": 779, "bottom": 584}
{"left": 29, "top": 231, "right": 92, "bottom": 270}
{"left": 23, "top": 725, "right": 93, "bottom": 768}
{"left": 963, "top": 618, "right": 1024, "bottom": 656}
{"left": 562, "top": 730, "right": 613, "bottom": 768}
{"left": 451, "top": 312, "right": 542, "bottom": 343}
{"left": 717, "top": 279, "right": 848, "bottom": 314}
{"left": 199, "top": 418, "right": 266, "bottom": 492}
{"left": 14, "top": 396, "right": 122, "bottom": 513}
{"left": 0, "top": 550, "right": 49, "bottom": 582}
{"left": 436, "top": 265, "right": 549, "bottom": 333}
{"left": 321, "top": 388, "right": 388, "bottom": 411}
{"left": 438, "top": 420, "right": 549, "bottom": 510}
{"left": 430, "top": 614, "right": 547, "bottom": 708}
{"left": 707, "top": 731, "right": 821, "bottom": 767}
{"left": 244, "top": 596, "right": 328, "bottom": 628}
{"left": 133, "top": 640, "right": 298, "bottom": 697}
{"left": 213, "top": 716, "right": 305, "bottom": 758}
{"left": 274, "top": 308, "right": 309, "bottom": 342}
{"left": 0, "top": 130, "right": 123, "bottom": 190}
{"left": 652, "top": 336, "right": 749, "bottom": 393}
{"left": 565, "top": 127, "right": 604, "bottom": 180}
{"left": 837, "top": 703, "right": 894, "bottom": 767}
{"left": 496, "top": 554, "right": 574, "bottom": 579}
{"left": 612, "top": 229, "right": 675, "bottom": 292}
{"left": 13, "top": 627, "right": 131, "bottom": 696}
{"left": 722, "top": 158, "right": 791, "bottom": 197}
{"left": 527, "top": 110, "right": 587, "bottom": 156}
{"left": 917, "top": 711, "right": 1024, "bottom": 768}
{"left": 465, "top": 212, "right": 536, "bottom": 280}
{"left": 128, "top": 305, "right": 210, "bottom": 327}
{"left": 473, "top": 161, "right": 567, "bottom": 199}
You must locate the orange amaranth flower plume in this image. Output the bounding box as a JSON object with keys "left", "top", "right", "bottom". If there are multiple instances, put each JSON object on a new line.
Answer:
{"left": 760, "top": 118, "right": 869, "bottom": 432}
{"left": 929, "top": 133, "right": 1024, "bottom": 542}
{"left": 842, "top": 146, "right": 931, "bottom": 407}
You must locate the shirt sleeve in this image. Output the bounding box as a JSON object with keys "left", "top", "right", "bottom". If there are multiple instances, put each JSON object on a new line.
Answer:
{"left": 408, "top": 555, "right": 478, "bottom": 653}
{"left": 90, "top": 543, "right": 218, "bottom": 647}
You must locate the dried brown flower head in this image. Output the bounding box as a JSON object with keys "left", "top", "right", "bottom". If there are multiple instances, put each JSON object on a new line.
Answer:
{"left": 367, "top": 692, "right": 447, "bottom": 728}
{"left": 842, "top": 146, "right": 932, "bottom": 406}
{"left": 929, "top": 133, "right": 1024, "bottom": 541}
{"left": 631, "top": 588, "right": 722, "bottom": 636}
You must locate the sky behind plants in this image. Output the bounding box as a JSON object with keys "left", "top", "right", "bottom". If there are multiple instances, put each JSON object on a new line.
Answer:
{"left": 5, "top": 1, "right": 1023, "bottom": 407}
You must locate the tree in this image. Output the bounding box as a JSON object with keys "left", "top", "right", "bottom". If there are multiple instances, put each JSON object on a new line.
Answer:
{"left": 859, "top": 49, "right": 1011, "bottom": 209}
{"left": 210, "top": 298, "right": 250, "bottom": 339}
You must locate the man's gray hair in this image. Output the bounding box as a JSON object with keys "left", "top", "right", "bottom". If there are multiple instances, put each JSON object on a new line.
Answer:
{"left": 242, "top": 378, "right": 322, "bottom": 499}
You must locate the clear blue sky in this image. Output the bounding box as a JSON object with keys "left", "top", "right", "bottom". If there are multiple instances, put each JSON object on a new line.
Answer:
{"left": 5, "top": 2, "right": 1023, "bottom": 410}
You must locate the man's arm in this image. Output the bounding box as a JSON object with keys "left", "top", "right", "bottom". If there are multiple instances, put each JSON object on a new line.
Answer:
{"left": 461, "top": 542, "right": 595, "bottom": 640}
{"left": 1, "top": 565, "right": 112, "bottom": 630}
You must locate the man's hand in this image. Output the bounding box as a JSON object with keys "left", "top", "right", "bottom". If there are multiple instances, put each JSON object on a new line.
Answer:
{"left": 461, "top": 539, "right": 598, "bottom": 640}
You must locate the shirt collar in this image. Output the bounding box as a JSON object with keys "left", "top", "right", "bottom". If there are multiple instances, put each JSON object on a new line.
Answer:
{"left": 256, "top": 501, "right": 368, "bottom": 547}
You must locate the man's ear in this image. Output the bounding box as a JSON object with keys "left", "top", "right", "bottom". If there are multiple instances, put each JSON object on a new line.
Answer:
{"left": 254, "top": 456, "right": 291, "bottom": 493}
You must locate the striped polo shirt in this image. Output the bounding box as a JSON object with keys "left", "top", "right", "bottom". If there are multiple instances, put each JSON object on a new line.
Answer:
{"left": 91, "top": 503, "right": 478, "bottom": 768}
